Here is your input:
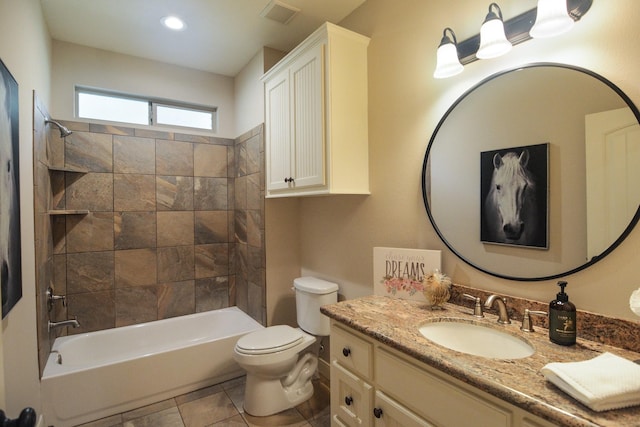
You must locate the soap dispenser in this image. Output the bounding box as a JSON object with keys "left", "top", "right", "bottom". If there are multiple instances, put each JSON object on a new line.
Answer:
{"left": 549, "top": 281, "right": 576, "bottom": 346}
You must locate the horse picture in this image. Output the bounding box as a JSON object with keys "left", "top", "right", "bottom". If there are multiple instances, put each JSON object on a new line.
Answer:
{"left": 480, "top": 143, "right": 548, "bottom": 249}
{"left": 0, "top": 59, "right": 22, "bottom": 318}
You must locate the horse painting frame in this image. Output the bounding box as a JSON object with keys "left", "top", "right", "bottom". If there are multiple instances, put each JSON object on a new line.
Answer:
{"left": 480, "top": 143, "right": 549, "bottom": 249}
{"left": 0, "top": 58, "right": 22, "bottom": 318}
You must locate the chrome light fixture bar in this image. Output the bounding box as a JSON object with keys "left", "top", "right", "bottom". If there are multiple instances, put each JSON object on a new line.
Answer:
{"left": 456, "top": 0, "right": 592, "bottom": 65}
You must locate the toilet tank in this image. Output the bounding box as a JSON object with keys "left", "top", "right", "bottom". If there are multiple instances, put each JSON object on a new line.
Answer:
{"left": 294, "top": 277, "right": 339, "bottom": 336}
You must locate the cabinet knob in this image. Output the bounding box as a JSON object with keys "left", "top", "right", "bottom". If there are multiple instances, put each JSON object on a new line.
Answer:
{"left": 345, "top": 396, "right": 353, "bottom": 406}
{"left": 284, "top": 177, "right": 295, "bottom": 183}
{"left": 342, "top": 347, "right": 351, "bottom": 357}
{"left": 373, "top": 407, "right": 383, "bottom": 418}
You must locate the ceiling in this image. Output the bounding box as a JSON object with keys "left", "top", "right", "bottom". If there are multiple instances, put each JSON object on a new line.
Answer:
{"left": 40, "top": 0, "right": 366, "bottom": 77}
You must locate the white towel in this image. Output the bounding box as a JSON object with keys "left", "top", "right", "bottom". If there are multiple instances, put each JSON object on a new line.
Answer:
{"left": 541, "top": 352, "right": 640, "bottom": 412}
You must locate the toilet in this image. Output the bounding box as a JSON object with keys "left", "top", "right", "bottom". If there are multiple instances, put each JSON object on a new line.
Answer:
{"left": 233, "top": 276, "right": 339, "bottom": 416}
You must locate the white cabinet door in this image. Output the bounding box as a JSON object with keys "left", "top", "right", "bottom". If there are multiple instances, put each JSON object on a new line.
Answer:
{"left": 331, "top": 361, "right": 373, "bottom": 427}
{"left": 265, "top": 43, "right": 324, "bottom": 193}
{"left": 373, "top": 391, "right": 433, "bottom": 427}
{"left": 265, "top": 68, "right": 292, "bottom": 191}
{"left": 290, "top": 42, "right": 325, "bottom": 189}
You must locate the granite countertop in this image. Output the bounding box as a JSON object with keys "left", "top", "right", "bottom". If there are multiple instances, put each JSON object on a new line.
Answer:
{"left": 321, "top": 295, "right": 640, "bottom": 427}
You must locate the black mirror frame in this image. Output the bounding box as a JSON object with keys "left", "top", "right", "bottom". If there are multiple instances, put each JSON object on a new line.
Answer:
{"left": 422, "top": 62, "right": 640, "bottom": 281}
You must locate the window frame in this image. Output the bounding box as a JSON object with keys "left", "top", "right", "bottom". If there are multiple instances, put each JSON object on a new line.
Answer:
{"left": 75, "top": 87, "right": 218, "bottom": 132}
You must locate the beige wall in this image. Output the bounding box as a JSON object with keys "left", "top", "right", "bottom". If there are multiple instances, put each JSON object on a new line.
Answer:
{"left": 50, "top": 41, "right": 237, "bottom": 138}
{"left": 235, "top": 47, "right": 286, "bottom": 138}
{"left": 271, "top": 0, "right": 640, "bottom": 321}
{"left": 234, "top": 49, "right": 264, "bottom": 137}
{"left": 0, "top": 0, "right": 51, "bottom": 417}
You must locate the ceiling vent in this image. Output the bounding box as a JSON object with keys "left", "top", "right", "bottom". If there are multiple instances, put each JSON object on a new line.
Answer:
{"left": 260, "top": 0, "right": 301, "bottom": 25}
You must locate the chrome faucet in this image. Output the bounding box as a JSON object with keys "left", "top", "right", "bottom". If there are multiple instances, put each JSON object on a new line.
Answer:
{"left": 48, "top": 317, "right": 80, "bottom": 332}
{"left": 484, "top": 295, "right": 511, "bottom": 324}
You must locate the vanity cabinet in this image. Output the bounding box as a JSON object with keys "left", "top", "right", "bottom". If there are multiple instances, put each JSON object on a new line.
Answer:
{"left": 330, "top": 321, "right": 556, "bottom": 427}
{"left": 263, "top": 22, "right": 370, "bottom": 198}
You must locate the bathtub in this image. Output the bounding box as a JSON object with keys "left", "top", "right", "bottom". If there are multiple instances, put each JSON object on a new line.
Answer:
{"left": 41, "top": 307, "right": 263, "bottom": 427}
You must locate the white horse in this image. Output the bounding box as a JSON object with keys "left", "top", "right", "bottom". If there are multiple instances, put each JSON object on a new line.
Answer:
{"left": 484, "top": 150, "right": 539, "bottom": 245}
{"left": 0, "top": 72, "right": 18, "bottom": 313}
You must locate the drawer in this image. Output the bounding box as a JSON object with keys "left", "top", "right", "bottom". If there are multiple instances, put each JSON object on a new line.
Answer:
{"left": 331, "top": 360, "right": 373, "bottom": 427}
{"left": 332, "top": 414, "right": 349, "bottom": 427}
{"left": 373, "top": 391, "right": 434, "bottom": 427}
{"left": 331, "top": 324, "right": 373, "bottom": 379}
{"left": 375, "top": 347, "right": 513, "bottom": 427}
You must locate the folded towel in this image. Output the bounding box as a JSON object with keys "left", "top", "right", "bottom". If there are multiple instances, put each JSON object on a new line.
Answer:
{"left": 541, "top": 352, "right": 640, "bottom": 412}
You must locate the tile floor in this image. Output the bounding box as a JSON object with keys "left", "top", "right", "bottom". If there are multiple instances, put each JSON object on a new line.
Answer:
{"left": 76, "top": 375, "right": 331, "bottom": 427}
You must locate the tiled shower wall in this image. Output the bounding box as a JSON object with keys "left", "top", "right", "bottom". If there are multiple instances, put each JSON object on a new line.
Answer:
{"left": 33, "top": 94, "right": 265, "bottom": 374}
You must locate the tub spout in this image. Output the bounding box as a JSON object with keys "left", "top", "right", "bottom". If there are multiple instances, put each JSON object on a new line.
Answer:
{"left": 48, "top": 317, "right": 80, "bottom": 332}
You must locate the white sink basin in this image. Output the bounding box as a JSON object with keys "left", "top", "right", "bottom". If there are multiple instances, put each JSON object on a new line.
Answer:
{"left": 418, "top": 320, "right": 534, "bottom": 359}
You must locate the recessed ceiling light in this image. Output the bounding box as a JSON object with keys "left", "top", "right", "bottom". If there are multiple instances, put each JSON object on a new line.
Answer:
{"left": 161, "top": 16, "right": 186, "bottom": 31}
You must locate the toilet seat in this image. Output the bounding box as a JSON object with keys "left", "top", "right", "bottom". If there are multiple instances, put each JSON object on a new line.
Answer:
{"left": 235, "top": 325, "right": 304, "bottom": 355}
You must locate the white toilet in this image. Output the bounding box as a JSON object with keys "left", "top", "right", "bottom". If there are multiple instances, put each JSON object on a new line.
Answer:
{"left": 233, "top": 276, "right": 338, "bottom": 416}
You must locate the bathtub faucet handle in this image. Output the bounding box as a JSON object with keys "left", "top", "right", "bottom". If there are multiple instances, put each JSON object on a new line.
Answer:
{"left": 46, "top": 286, "right": 66, "bottom": 311}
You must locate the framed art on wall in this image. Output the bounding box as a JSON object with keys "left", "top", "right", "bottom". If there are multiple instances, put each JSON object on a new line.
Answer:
{"left": 0, "top": 58, "right": 22, "bottom": 318}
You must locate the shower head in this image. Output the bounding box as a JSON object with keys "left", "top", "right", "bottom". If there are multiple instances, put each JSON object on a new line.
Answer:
{"left": 45, "top": 119, "right": 73, "bottom": 138}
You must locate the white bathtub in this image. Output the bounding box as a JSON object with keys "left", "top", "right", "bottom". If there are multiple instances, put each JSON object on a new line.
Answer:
{"left": 41, "top": 307, "right": 263, "bottom": 427}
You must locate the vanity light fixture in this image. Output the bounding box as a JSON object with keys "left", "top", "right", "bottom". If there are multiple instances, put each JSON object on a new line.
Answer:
{"left": 476, "top": 3, "right": 512, "bottom": 59}
{"left": 433, "top": 28, "right": 464, "bottom": 79}
{"left": 530, "top": 0, "right": 575, "bottom": 38}
{"left": 433, "top": 0, "right": 592, "bottom": 78}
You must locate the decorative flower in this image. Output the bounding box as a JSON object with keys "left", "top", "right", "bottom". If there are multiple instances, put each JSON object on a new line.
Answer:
{"left": 381, "top": 275, "right": 424, "bottom": 296}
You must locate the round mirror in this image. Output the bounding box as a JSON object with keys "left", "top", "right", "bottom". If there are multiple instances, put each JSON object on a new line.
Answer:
{"left": 422, "top": 63, "right": 640, "bottom": 281}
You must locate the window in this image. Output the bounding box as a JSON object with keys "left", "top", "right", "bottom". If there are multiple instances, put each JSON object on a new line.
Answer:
{"left": 76, "top": 87, "right": 217, "bottom": 132}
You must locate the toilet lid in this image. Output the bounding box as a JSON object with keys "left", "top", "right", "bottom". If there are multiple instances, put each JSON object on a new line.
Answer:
{"left": 236, "top": 325, "right": 304, "bottom": 355}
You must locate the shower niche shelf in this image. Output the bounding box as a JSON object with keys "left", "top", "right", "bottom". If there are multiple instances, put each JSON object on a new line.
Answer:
{"left": 45, "top": 162, "right": 90, "bottom": 215}
{"left": 46, "top": 164, "right": 89, "bottom": 173}
{"left": 47, "top": 209, "right": 89, "bottom": 216}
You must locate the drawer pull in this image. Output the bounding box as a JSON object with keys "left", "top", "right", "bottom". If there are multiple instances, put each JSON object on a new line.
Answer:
{"left": 342, "top": 347, "right": 351, "bottom": 357}
{"left": 345, "top": 396, "right": 353, "bottom": 406}
{"left": 373, "top": 407, "right": 383, "bottom": 418}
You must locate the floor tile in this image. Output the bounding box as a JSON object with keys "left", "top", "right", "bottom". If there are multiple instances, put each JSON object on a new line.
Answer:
{"left": 122, "top": 407, "right": 184, "bottom": 427}
{"left": 208, "top": 414, "right": 249, "bottom": 426}
{"left": 76, "top": 414, "right": 123, "bottom": 427}
{"left": 178, "top": 391, "right": 239, "bottom": 427}
{"left": 122, "top": 398, "right": 177, "bottom": 421}
{"left": 296, "top": 378, "right": 330, "bottom": 422}
{"left": 74, "top": 374, "right": 329, "bottom": 427}
{"left": 225, "top": 383, "right": 245, "bottom": 413}
{"left": 242, "top": 408, "right": 308, "bottom": 427}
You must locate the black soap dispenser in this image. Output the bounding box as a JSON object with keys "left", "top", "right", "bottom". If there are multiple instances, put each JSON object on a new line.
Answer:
{"left": 549, "top": 281, "right": 576, "bottom": 346}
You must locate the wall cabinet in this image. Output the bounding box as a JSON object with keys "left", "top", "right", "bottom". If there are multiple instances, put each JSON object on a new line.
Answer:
{"left": 330, "top": 321, "right": 556, "bottom": 427}
{"left": 263, "top": 23, "right": 370, "bottom": 197}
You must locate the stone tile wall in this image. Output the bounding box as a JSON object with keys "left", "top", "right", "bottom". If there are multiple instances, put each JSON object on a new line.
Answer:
{"left": 33, "top": 105, "right": 266, "bottom": 375}
{"left": 233, "top": 125, "right": 266, "bottom": 325}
